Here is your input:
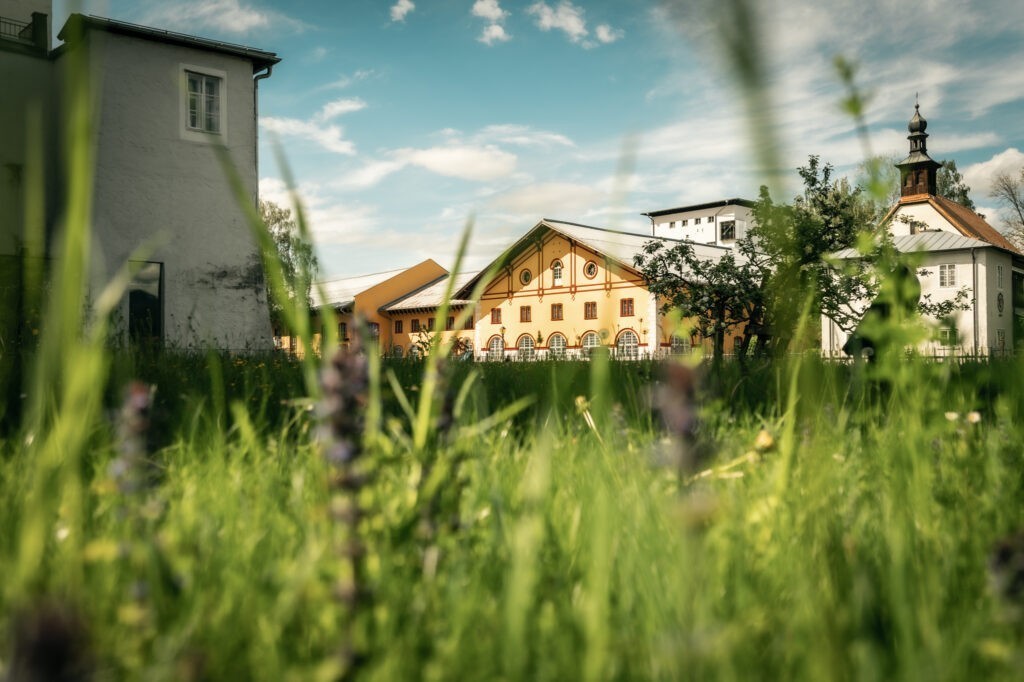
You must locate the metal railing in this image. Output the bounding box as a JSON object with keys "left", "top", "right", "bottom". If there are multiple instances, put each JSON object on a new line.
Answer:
{"left": 0, "top": 16, "right": 32, "bottom": 42}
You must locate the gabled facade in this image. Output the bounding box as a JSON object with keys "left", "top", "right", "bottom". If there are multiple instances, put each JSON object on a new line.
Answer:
{"left": 380, "top": 219, "right": 742, "bottom": 361}
{"left": 1, "top": 1, "right": 280, "bottom": 350}
{"left": 822, "top": 105, "right": 1024, "bottom": 357}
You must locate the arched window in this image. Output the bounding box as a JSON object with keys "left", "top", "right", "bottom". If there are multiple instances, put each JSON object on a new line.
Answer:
{"left": 581, "top": 331, "right": 601, "bottom": 356}
{"left": 392, "top": 345, "right": 404, "bottom": 358}
{"left": 518, "top": 335, "right": 535, "bottom": 360}
{"left": 617, "top": 330, "right": 639, "bottom": 359}
{"left": 487, "top": 336, "right": 505, "bottom": 361}
{"left": 552, "top": 260, "right": 564, "bottom": 286}
{"left": 409, "top": 345, "right": 423, "bottom": 360}
{"left": 670, "top": 334, "right": 692, "bottom": 355}
{"left": 548, "top": 333, "right": 567, "bottom": 359}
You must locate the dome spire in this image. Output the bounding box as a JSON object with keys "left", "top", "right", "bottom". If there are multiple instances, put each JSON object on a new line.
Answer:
{"left": 895, "top": 99, "right": 940, "bottom": 198}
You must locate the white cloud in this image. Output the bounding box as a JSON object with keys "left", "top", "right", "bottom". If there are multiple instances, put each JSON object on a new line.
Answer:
{"left": 474, "top": 124, "right": 574, "bottom": 148}
{"left": 527, "top": 1, "right": 588, "bottom": 44}
{"left": 479, "top": 23, "right": 510, "bottom": 45}
{"left": 472, "top": 0, "right": 510, "bottom": 46}
{"left": 594, "top": 24, "right": 623, "bottom": 44}
{"left": 317, "top": 70, "right": 377, "bottom": 92}
{"left": 261, "top": 117, "right": 357, "bottom": 155}
{"left": 316, "top": 98, "right": 368, "bottom": 122}
{"left": 339, "top": 144, "right": 517, "bottom": 189}
{"left": 138, "top": 0, "right": 304, "bottom": 35}
{"left": 472, "top": 0, "right": 508, "bottom": 23}
{"left": 390, "top": 0, "right": 415, "bottom": 22}
{"left": 963, "top": 148, "right": 1024, "bottom": 197}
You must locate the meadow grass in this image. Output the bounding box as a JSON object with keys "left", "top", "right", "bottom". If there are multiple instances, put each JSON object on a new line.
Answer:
{"left": 4, "top": 5, "right": 1024, "bottom": 678}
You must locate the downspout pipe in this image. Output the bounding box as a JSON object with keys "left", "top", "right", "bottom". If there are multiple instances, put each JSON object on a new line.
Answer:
{"left": 253, "top": 65, "right": 273, "bottom": 203}
{"left": 972, "top": 247, "right": 979, "bottom": 356}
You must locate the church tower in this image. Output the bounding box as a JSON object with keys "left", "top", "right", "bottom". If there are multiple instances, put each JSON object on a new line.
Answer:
{"left": 895, "top": 103, "right": 942, "bottom": 197}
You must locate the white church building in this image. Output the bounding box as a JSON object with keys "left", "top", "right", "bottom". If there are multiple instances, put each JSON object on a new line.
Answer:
{"left": 822, "top": 105, "right": 1024, "bottom": 357}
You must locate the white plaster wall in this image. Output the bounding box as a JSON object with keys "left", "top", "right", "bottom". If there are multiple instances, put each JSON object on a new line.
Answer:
{"left": 652, "top": 205, "right": 753, "bottom": 246}
{"left": 980, "top": 250, "right": 1013, "bottom": 353}
{"left": 64, "top": 32, "right": 273, "bottom": 350}
{"left": 890, "top": 203, "right": 957, "bottom": 236}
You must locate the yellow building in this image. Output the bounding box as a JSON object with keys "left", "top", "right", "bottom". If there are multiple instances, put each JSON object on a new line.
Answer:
{"left": 379, "top": 219, "right": 740, "bottom": 360}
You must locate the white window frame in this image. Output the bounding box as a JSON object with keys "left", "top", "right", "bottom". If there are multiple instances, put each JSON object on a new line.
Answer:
{"left": 548, "top": 333, "right": 566, "bottom": 359}
{"left": 581, "top": 331, "right": 601, "bottom": 356}
{"left": 670, "top": 334, "right": 692, "bottom": 355}
{"left": 487, "top": 336, "right": 504, "bottom": 361}
{"left": 552, "top": 260, "right": 563, "bottom": 286}
{"left": 939, "top": 264, "right": 956, "bottom": 288}
{"left": 180, "top": 64, "right": 228, "bottom": 143}
{"left": 616, "top": 330, "right": 639, "bottom": 358}
{"left": 517, "top": 335, "right": 535, "bottom": 360}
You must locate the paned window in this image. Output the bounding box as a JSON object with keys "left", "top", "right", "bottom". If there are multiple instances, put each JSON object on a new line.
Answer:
{"left": 584, "top": 301, "right": 597, "bottom": 319}
{"left": 394, "top": 320, "right": 403, "bottom": 334}
{"left": 617, "top": 330, "right": 639, "bottom": 358}
{"left": 670, "top": 334, "right": 692, "bottom": 355}
{"left": 939, "top": 264, "right": 956, "bottom": 287}
{"left": 620, "top": 298, "right": 634, "bottom": 317}
{"left": 695, "top": 217, "right": 701, "bottom": 224}
{"left": 487, "top": 336, "right": 504, "bottom": 361}
{"left": 392, "top": 345, "right": 404, "bottom": 358}
{"left": 551, "top": 303, "right": 563, "bottom": 321}
{"left": 464, "top": 315, "right": 474, "bottom": 330}
{"left": 520, "top": 269, "right": 532, "bottom": 285}
{"left": 720, "top": 220, "right": 736, "bottom": 241}
{"left": 446, "top": 316, "right": 454, "bottom": 331}
{"left": 520, "top": 306, "right": 531, "bottom": 323}
{"left": 583, "top": 261, "right": 598, "bottom": 278}
{"left": 548, "top": 333, "right": 567, "bottom": 359}
{"left": 581, "top": 331, "right": 601, "bottom": 356}
{"left": 187, "top": 71, "right": 221, "bottom": 133}
{"left": 518, "top": 335, "right": 535, "bottom": 360}
{"left": 680, "top": 219, "right": 688, "bottom": 226}
{"left": 552, "top": 260, "right": 563, "bottom": 286}
{"left": 427, "top": 318, "right": 435, "bottom": 331}
{"left": 938, "top": 328, "right": 958, "bottom": 347}
{"left": 338, "top": 322, "right": 348, "bottom": 341}
{"left": 411, "top": 319, "right": 421, "bottom": 333}
{"left": 491, "top": 308, "right": 501, "bottom": 324}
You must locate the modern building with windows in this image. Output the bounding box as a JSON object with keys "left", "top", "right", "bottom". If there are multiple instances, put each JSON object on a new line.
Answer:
{"left": 643, "top": 198, "right": 756, "bottom": 246}
{"left": 1, "top": 0, "right": 279, "bottom": 350}
{"left": 821, "top": 105, "right": 1024, "bottom": 357}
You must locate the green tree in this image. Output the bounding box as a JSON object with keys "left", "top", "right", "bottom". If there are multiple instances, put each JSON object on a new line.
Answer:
{"left": 260, "top": 200, "right": 318, "bottom": 334}
{"left": 936, "top": 159, "right": 976, "bottom": 210}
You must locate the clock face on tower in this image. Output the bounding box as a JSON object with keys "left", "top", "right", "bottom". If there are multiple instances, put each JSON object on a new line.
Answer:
{"left": 998, "top": 292, "right": 1005, "bottom": 314}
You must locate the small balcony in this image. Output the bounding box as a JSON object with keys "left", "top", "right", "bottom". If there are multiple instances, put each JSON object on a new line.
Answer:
{"left": 0, "top": 13, "right": 47, "bottom": 51}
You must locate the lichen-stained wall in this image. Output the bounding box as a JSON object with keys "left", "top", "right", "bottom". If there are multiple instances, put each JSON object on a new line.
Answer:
{"left": 62, "top": 30, "right": 273, "bottom": 350}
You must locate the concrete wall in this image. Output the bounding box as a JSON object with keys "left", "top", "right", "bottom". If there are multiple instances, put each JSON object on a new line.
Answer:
{"left": 62, "top": 30, "right": 273, "bottom": 350}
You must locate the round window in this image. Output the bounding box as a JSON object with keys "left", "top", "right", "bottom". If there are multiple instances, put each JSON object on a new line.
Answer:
{"left": 520, "top": 269, "right": 532, "bottom": 285}
{"left": 583, "top": 261, "right": 598, "bottom": 279}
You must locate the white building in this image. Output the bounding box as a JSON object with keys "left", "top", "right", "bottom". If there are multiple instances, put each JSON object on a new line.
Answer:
{"left": 1, "top": 1, "right": 279, "bottom": 350}
{"left": 822, "top": 105, "right": 1024, "bottom": 357}
{"left": 642, "top": 198, "right": 755, "bottom": 246}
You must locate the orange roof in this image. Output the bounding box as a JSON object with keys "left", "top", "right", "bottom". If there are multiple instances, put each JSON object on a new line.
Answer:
{"left": 886, "top": 194, "right": 1020, "bottom": 254}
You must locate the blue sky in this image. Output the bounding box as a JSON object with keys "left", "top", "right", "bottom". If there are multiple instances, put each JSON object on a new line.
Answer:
{"left": 54, "top": 0, "right": 1024, "bottom": 278}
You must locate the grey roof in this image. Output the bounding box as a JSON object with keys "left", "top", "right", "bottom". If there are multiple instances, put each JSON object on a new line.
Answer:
{"left": 59, "top": 14, "right": 280, "bottom": 70}
{"left": 383, "top": 272, "right": 478, "bottom": 312}
{"left": 312, "top": 267, "right": 410, "bottom": 309}
{"left": 541, "top": 219, "right": 737, "bottom": 267}
{"left": 831, "top": 231, "right": 1002, "bottom": 259}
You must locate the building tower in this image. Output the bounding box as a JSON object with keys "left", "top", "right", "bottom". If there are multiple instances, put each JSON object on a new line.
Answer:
{"left": 895, "top": 102, "right": 942, "bottom": 197}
